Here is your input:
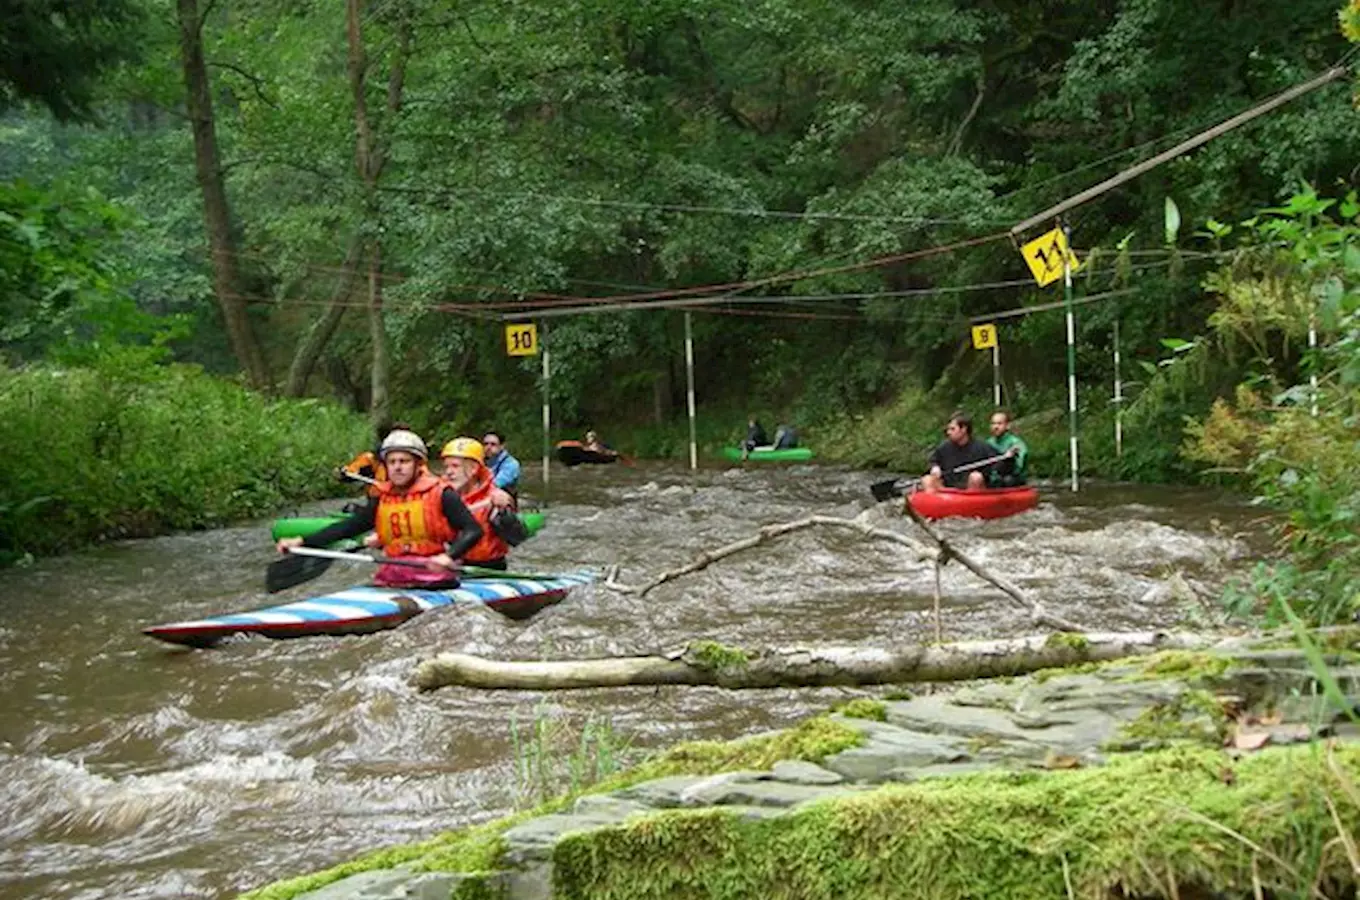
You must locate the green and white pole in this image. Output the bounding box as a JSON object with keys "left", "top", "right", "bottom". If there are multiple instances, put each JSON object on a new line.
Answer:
{"left": 1308, "top": 310, "right": 1319, "bottom": 417}
{"left": 684, "top": 311, "right": 698, "bottom": 470}
{"left": 541, "top": 320, "right": 551, "bottom": 501}
{"left": 1113, "top": 316, "right": 1123, "bottom": 459}
{"left": 992, "top": 341, "right": 1001, "bottom": 407}
{"left": 1063, "top": 224, "right": 1079, "bottom": 492}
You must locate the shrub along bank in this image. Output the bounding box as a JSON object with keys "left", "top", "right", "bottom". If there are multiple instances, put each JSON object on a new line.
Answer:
{"left": 0, "top": 358, "right": 371, "bottom": 563}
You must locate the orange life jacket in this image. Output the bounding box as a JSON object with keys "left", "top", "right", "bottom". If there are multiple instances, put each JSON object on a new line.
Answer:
{"left": 448, "top": 463, "right": 510, "bottom": 564}
{"left": 373, "top": 472, "right": 456, "bottom": 557}
{"left": 343, "top": 450, "right": 388, "bottom": 498}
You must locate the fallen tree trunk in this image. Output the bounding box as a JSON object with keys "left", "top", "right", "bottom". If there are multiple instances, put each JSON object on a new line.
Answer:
{"left": 410, "top": 630, "right": 1219, "bottom": 692}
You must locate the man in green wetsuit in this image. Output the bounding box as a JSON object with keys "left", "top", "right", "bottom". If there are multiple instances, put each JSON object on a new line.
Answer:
{"left": 987, "top": 410, "right": 1029, "bottom": 487}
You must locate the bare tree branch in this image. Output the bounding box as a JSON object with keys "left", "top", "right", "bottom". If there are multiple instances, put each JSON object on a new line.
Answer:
{"left": 207, "top": 61, "right": 278, "bottom": 109}
{"left": 604, "top": 510, "right": 1085, "bottom": 633}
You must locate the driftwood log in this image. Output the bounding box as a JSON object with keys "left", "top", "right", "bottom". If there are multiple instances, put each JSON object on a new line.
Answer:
{"left": 410, "top": 630, "right": 1218, "bottom": 692}
{"left": 602, "top": 511, "right": 1084, "bottom": 633}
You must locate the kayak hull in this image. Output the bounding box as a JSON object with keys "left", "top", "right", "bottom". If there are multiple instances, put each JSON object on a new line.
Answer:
{"left": 143, "top": 570, "right": 596, "bottom": 649}
{"left": 270, "top": 511, "right": 546, "bottom": 542}
{"left": 555, "top": 441, "right": 617, "bottom": 466}
{"left": 720, "top": 446, "right": 814, "bottom": 462}
{"left": 908, "top": 486, "right": 1039, "bottom": 520}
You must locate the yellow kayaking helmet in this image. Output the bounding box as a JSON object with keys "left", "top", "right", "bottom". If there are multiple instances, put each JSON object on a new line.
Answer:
{"left": 440, "top": 437, "right": 484, "bottom": 464}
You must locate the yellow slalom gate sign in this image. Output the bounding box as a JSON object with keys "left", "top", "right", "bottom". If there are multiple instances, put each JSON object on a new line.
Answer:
{"left": 505, "top": 322, "right": 539, "bottom": 356}
{"left": 971, "top": 323, "right": 997, "bottom": 350}
{"left": 1020, "top": 226, "right": 1082, "bottom": 287}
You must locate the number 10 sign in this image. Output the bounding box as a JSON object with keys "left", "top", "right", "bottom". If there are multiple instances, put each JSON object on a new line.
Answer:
{"left": 505, "top": 323, "right": 539, "bottom": 356}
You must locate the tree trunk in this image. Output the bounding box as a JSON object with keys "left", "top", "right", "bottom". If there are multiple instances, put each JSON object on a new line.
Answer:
{"left": 345, "top": 0, "right": 408, "bottom": 425}
{"left": 283, "top": 236, "right": 362, "bottom": 397}
{"left": 410, "top": 630, "right": 1221, "bottom": 692}
{"left": 175, "top": 0, "right": 269, "bottom": 390}
{"left": 366, "top": 243, "right": 390, "bottom": 425}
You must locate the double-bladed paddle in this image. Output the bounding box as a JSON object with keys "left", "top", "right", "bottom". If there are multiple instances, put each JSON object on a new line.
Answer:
{"left": 266, "top": 546, "right": 544, "bottom": 593}
{"left": 868, "top": 453, "right": 1011, "bottom": 502}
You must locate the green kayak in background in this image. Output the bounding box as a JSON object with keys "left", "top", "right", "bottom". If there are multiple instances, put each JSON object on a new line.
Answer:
{"left": 270, "top": 510, "right": 547, "bottom": 542}
{"left": 720, "top": 446, "right": 815, "bottom": 462}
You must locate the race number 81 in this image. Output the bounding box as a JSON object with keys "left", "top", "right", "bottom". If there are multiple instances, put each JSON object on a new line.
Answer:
{"left": 505, "top": 323, "right": 539, "bottom": 356}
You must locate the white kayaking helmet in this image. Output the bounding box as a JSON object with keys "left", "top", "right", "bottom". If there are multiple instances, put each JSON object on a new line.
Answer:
{"left": 378, "top": 429, "right": 428, "bottom": 461}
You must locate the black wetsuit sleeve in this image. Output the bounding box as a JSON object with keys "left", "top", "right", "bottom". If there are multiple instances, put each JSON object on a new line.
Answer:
{"left": 927, "top": 441, "right": 945, "bottom": 470}
{"left": 440, "top": 488, "right": 484, "bottom": 560}
{"left": 301, "top": 499, "right": 378, "bottom": 547}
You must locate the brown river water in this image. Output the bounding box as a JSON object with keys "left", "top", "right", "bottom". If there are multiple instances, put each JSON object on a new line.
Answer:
{"left": 0, "top": 462, "right": 1270, "bottom": 899}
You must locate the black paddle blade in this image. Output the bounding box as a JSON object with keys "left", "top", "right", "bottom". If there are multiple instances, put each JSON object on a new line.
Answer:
{"left": 869, "top": 478, "right": 908, "bottom": 502}
{"left": 266, "top": 552, "right": 335, "bottom": 593}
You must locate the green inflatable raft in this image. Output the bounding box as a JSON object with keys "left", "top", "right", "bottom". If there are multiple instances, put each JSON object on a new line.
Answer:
{"left": 720, "top": 446, "right": 815, "bottom": 462}
{"left": 270, "top": 510, "right": 546, "bottom": 542}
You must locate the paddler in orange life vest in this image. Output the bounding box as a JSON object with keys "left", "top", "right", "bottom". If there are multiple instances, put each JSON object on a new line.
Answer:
{"left": 275, "top": 430, "right": 483, "bottom": 588}
{"left": 440, "top": 437, "right": 515, "bottom": 571}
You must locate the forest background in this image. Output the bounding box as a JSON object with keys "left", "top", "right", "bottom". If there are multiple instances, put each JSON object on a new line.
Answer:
{"left": 3, "top": 0, "right": 1359, "bottom": 622}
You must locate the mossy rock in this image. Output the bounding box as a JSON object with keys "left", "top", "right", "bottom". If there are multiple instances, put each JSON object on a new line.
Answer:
{"left": 551, "top": 743, "right": 1360, "bottom": 900}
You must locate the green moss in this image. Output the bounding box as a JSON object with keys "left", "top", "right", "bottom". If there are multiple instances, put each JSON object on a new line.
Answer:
{"left": 237, "top": 716, "right": 864, "bottom": 900}
{"left": 1030, "top": 649, "right": 1234, "bottom": 686}
{"left": 833, "top": 698, "right": 888, "bottom": 722}
{"left": 1109, "top": 690, "right": 1230, "bottom": 749}
{"left": 686, "top": 640, "right": 751, "bottom": 671}
{"left": 552, "top": 744, "right": 1360, "bottom": 900}
{"left": 1317, "top": 625, "right": 1360, "bottom": 652}
{"left": 237, "top": 818, "right": 517, "bottom": 900}
{"left": 1031, "top": 661, "right": 1101, "bottom": 683}
{"left": 882, "top": 688, "right": 914, "bottom": 701}
{"left": 1043, "top": 631, "right": 1090, "bottom": 653}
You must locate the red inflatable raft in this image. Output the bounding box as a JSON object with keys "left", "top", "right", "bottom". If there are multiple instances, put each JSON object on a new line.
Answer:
{"left": 908, "top": 486, "right": 1039, "bottom": 520}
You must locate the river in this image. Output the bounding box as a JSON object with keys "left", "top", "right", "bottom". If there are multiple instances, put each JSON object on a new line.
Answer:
{"left": 0, "top": 463, "right": 1268, "bottom": 899}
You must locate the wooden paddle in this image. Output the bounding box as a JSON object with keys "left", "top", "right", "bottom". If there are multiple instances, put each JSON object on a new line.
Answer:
{"left": 266, "top": 546, "right": 544, "bottom": 593}
{"left": 868, "top": 453, "right": 1011, "bottom": 502}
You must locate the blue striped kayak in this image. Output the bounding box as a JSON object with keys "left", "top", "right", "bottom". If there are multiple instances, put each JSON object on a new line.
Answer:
{"left": 143, "top": 570, "right": 596, "bottom": 649}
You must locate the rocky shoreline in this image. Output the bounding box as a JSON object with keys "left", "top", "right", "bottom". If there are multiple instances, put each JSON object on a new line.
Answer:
{"left": 244, "top": 639, "right": 1360, "bottom": 900}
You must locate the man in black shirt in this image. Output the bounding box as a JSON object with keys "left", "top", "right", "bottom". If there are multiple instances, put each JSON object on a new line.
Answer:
{"left": 922, "top": 411, "right": 997, "bottom": 492}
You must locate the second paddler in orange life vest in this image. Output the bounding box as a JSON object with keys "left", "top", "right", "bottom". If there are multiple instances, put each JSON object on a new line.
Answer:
{"left": 440, "top": 437, "right": 515, "bottom": 571}
{"left": 338, "top": 449, "right": 386, "bottom": 498}
{"left": 275, "top": 430, "right": 483, "bottom": 588}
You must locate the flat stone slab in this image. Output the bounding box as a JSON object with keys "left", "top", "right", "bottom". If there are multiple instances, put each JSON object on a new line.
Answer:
{"left": 679, "top": 773, "right": 862, "bottom": 808}
{"left": 885, "top": 695, "right": 1041, "bottom": 744}
{"left": 503, "top": 806, "right": 658, "bottom": 862}
{"left": 614, "top": 775, "right": 709, "bottom": 809}
{"left": 293, "top": 869, "right": 415, "bottom": 900}
{"left": 767, "top": 759, "right": 844, "bottom": 785}
{"left": 822, "top": 718, "right": 973, "bottom": 783}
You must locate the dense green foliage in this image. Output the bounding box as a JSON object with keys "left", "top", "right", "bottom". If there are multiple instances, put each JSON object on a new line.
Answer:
{"left": 0, "top": 0, "right": 144, "bottom": 121}
{"left": 1, "top": 0, "right": 1358, "bottom": 577}
{"left": 0, "top": 357, "right": 369, "bottom": 562}
{"left": 1175, "top": 189, "right": 1360, "bottom": 624}
{"left": 4, "top": 0, "right": 1356, "bottom": 440}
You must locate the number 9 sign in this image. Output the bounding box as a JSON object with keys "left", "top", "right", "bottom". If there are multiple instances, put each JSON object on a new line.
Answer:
{"left": 505, "top": 323, "right": 539, "bottom": 357}
{"left": 971, "top": 323, "right": 998, "bottom": 350}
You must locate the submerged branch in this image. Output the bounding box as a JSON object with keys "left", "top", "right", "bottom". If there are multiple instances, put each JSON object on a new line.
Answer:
{"left": 604, "top": 510, "right": 1084, "bottom": 633}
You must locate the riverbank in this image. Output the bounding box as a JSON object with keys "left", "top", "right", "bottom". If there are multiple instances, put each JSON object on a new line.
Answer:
{"left": 0, "top": 362, "right": 371, "bottom": 564}
{"left": 240, "top": 634, "right": 1360, "bottom": 900}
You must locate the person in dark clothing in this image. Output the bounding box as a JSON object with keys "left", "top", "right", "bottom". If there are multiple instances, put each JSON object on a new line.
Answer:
{"left": 773, "top": 424, "right": 799, "bottom": 449}
{"left": 921, "top": 411, "right": 997, "bottom": 492}
{"left": 741, "top": 416, "right": 769, "bottom": 459}
{"left": 276, "top": 429, "right": 482, "bottom": 588}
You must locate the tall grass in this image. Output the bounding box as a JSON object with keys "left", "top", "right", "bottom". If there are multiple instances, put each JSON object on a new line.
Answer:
{"left": 509, "top": 702, "right": 635, "bottom": 808}
{"left": 0, "top": 360, "right": 371, "bottom": 562}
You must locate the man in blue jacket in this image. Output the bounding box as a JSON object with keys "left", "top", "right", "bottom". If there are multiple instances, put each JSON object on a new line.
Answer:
{"left": 482, "top": 431, "right": 521, "bottom": 500}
